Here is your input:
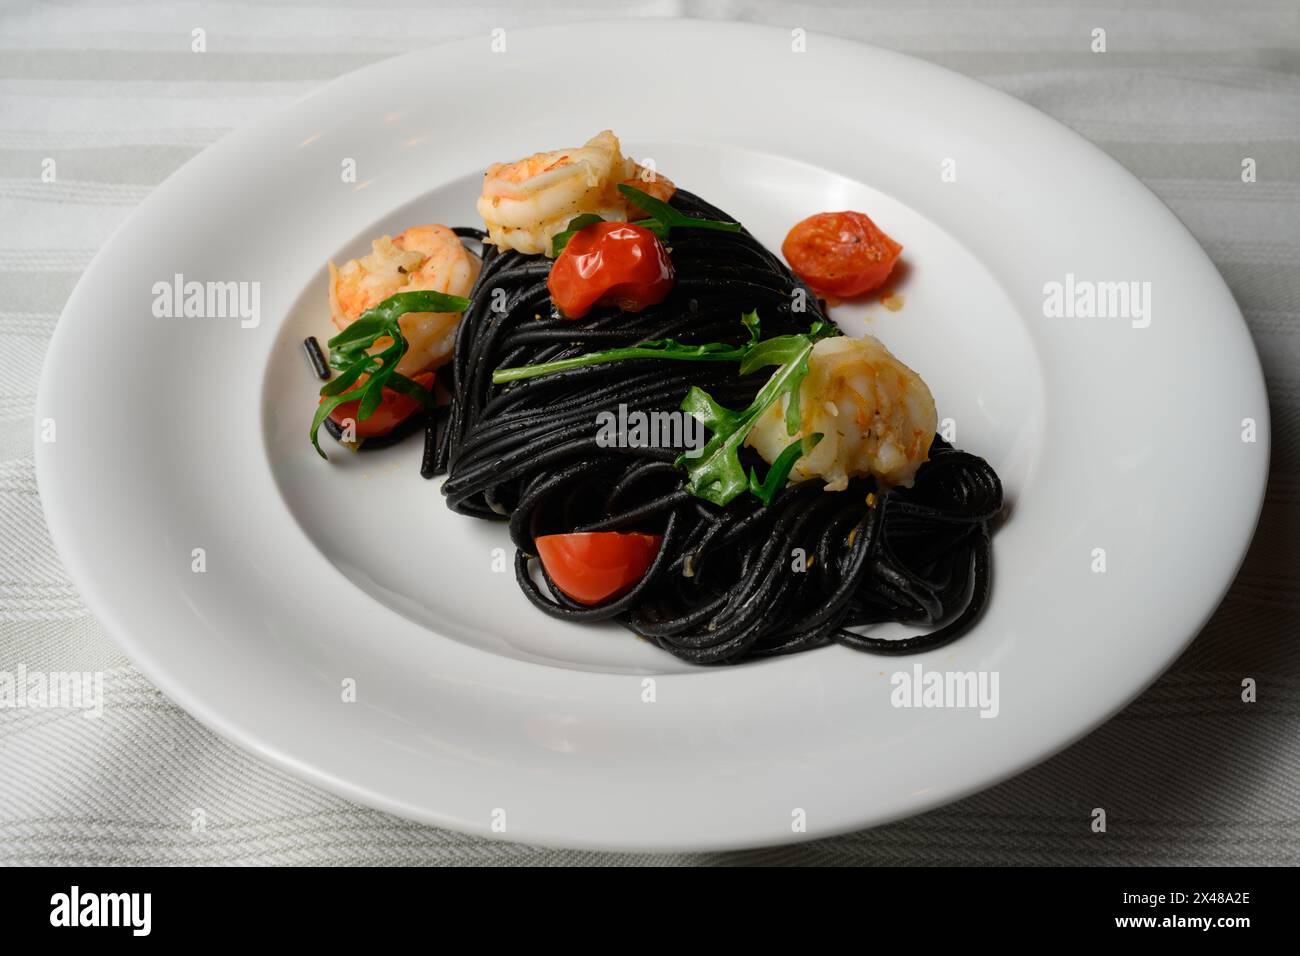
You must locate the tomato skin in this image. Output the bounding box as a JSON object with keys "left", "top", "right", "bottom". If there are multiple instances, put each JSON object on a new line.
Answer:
{"left": 324, "top": 371, "right": 434, "bottom": 439}
{"left": 782, "top": 211, "right": 902, "bottom": 298}
{"left": 534, "top": 531, "right": 664, "bottom": 606}
{"left": 547, "top": 222, "right": 674, "bottom": 319}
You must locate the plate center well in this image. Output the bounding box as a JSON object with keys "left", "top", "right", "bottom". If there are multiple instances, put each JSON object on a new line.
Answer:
{"left": 261, "top": 144, "right": 1042, "bottom": 674}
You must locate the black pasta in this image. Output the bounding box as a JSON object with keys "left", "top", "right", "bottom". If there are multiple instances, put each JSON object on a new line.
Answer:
{"left": 433, "top": 191, "right": 1002, "bottom": 664}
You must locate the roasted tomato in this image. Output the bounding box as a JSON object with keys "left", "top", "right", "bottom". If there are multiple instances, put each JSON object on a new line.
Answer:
{"left": 547, "top": 222, "right": 674, "bottom": 319}
{"left": 782, "top": 211, "right": 902, "bottom": 298}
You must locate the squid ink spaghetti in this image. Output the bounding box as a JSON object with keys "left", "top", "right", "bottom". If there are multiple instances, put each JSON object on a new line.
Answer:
{"left": 308, "top": 130, "right": 1003, "bottom": 665}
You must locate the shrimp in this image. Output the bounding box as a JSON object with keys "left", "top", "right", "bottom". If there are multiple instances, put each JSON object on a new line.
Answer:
{"left": 477, "top": 130, "right": 675, "bottom": 256}
{"left": 328, "top": 224, "right": 480, "bottom": 377}
{"left": 746, "top": 335, "right": 937, "bottom": 491}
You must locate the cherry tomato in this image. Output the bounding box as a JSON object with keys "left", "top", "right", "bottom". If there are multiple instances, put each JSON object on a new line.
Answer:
{"left": 782, "top": 211, "right": 902, "bottom": 298}
{"left": 547, "top": 221, "right": 674, "bottom": 319}
{"left": 324, "top": 371, "right": 434, "bottom": 439}
{"left": 534, "top": 531, "right": 663, "bottom": 606}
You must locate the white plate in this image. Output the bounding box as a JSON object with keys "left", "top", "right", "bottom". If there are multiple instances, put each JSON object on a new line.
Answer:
{"left": 36, "top": 21, "right": 1268, "bottom": 851}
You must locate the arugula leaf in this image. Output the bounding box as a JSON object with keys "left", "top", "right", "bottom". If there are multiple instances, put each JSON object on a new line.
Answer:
{"left": 749, "top": 433, "right": 822, "bottom": 506}
{"left": 542, "top": 188, "right": 741, "bottom": 259}
{"left": 492, "top": 310, "right": 832, "bottom": 385}
{"left": 677, "top": 336, "right": 819, "bottom": 506}
{"left": 680, "top": 385, "right": 739, "bottom": 434}
{"left": 549, "top": 213, "right": 607, "bottom": 256}
{"left": 739, "top": 334, "right": 815, "bottom": 375}
{"left": 311, "top": 289, "right": 467, "bottom": 459}
{"left": 328, "top": 290, "right": 467, "bottom": 356}
{"left": 618, "top": 184, "right": 742, "bottom": 234}
{"left": 492, "top": 338, "right": 748, "bottom": 384}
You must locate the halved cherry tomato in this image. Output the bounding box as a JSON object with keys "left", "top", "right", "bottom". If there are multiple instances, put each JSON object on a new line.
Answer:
{"left": 535, "top": 531, "right": 663, "bottom": 606}
{"left": 324, "top": 371, "right": 434, "bottom": 439}
{"left": 782, "top": 211, "right": 902, "bottom": 298}
{"left": 547, "top": 221, "right": 674, "bottom": 319}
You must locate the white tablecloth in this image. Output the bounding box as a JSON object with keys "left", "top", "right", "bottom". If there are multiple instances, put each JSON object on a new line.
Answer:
{"left": 2, "top": 0, "right": 1297, "bottom": 865}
